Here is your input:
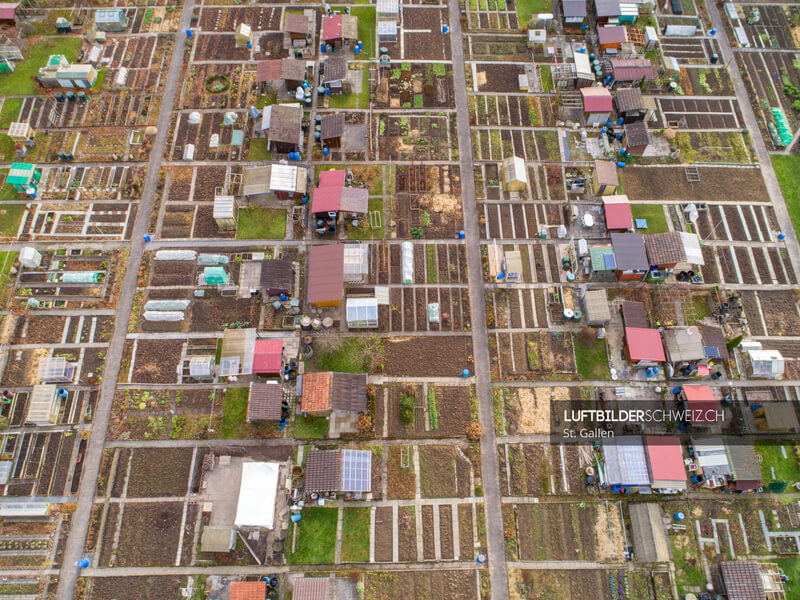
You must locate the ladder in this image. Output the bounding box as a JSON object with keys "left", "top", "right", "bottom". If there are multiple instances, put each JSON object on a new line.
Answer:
{"left": 685, "top": 166, "right": 700, "bottom": 182}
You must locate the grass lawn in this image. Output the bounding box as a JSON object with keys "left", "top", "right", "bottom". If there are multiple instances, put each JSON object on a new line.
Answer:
{"left": 348, "top": 197, "right": 384, "bottom": 240}
{"left": 573, "top": 336, "right": 610, "bottom": 380}
{"left": 294, "top": 414, "right": 330, "bottom": 439}
{"left": 333, "top": 6, "right": 376, "bottom": 57}
{"left": 236, "top": 207, "right": 286, "bottom": 239}
{"left": 516, "top": 0, "right": 552, "bottom": 28}
{"left": 0, "top": 135, "right": 14, "bottom": 162}
{"left": 540, "top": 65, "right": 553, "bottom": 92}
{"left": 0, "top": 252, "right": 18, "bottom": 291}
{"left": 341, "top": 508, "right": 370, "bottom": 562}
{"left": 0, "top": 98, "right": 23, "bottom": 128}
{"left": 777, "top": 558, "right": 800, "bottom": 600}
{"left": 670, "top": 522, "right": 705, "bottom": 596}
{"left": 0, "top": 38, "right": 82, "bottom": 96}
{"left": 0, "top": 204, "right": 25, "bottom": 237}
{"left": 691, "top": 294, "right": 711, "bottom": 321}
{"left": 772, "top": 155, "right": 800, "bottom": 237}
{"left": 314, "top": 336, "right": 384, "bottom": 373}
{"left": 93, "top": 69, "right": 108, "bottom": 91}
{"left": 287, "top": 507, "right": 338, "bottom": 564}
{"left": 630, "top": 204, "right": 669, "bottom": 233}
{"left": 755, "top": 441, "right": 800, "bottom": 485}
{"left": 247, "top": 138, "right": 272, "bottom": 161}
{"left": 220, "top": 387, "right": 248, "bottom": 439}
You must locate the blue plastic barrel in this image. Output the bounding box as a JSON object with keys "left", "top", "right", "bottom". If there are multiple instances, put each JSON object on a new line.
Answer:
{"left": 186, "top": 28, "right": 192, "bottom": 37}
{"left": 601, "top": 127, "right": 607, "bottom": 134}
{"left": 462, "top": 369, "right": 470, "bottom": 378}
{"left": 354, "top": 46, "right": 360, "bottom": 55}
{"left": 616, "top": 133, "right": 623, "bottom": 140}
{"left": 496, "top": 272, "right": 506, "bottom": 280}
{"left": 291, "top": 513, "right": 302, "bottom": 523}
{"left": 320, "top": 43, "right": 326, "bottom": 52}
{"left": 247, "top": 41, "right": 252, "bottom": 48}
{"left": 143, "top": 233, "right": 152, "bottom": 242}
{"left": 279, "top": 292, "right": 288, "bottom": 301}
{"left": 691, "top": 475, "right": 703, "bottom": 484}
{"left": 710, "top": 28, "right": 717, "bottom": 35}
{"left": 442, "top": 24, "right": 449, "bottom": 33}
{"left": 616, "top": 161, "right": 626, "bottom": 168}
{"left": 458, "top": 230, "right": 465, "bottom": 239}
{"left": 617, "top": 117, "right": 624, "bottom": 125}
{"left": 611, "top": 484, "right": 622, "bottom": 493}
{"left": 778, "top": 232, "right": 786, "bottom": 240}
{"left": 77, "top": 559, "right": 90, "bottom": 568}
{"left": 323, "top": 146, "right": 329, "bottom": 156}
{"left": 673, "top": 512, "right": 685, "bottom": 521}
{"left": 582, "top": 24, "right": 589, "bottom": 30}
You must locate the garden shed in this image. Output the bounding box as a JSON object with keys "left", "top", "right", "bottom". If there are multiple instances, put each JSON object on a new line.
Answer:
{"left": 94, "top": 8, "right": 128, "bottom": 32}
{"left": 592, "top": 160, "right": 618, "bottom": 195}
{"left": 346, "top": 296, "right": 379, "bottom": 328}
{"left": 259, "top": 258, "right": 293, "bottom": 296}
{"left": 644, "top": 436, "right": 686, "bottom": 490}
{"left": 7, "top": 121, "right": 33, "bottom": 142}
{"left": 601, "top": 436, "right": 651, "bottom": 489}
{"left": 37, "top": 357, "right": 75, "bottom": 383}
{"left": 602, "top": 195, "right": 633, "bottom": 232}
{"left": 308, "top": 244, "right": 345, "bottom": 307}
{"left": 252, "top": 339, "right": 284, "bottom": 374}
{"left": 305, "top": 449, "right": 372, "bottom": 494}
{"left": 213, "top": 195, "right": 238, "bottom": 231}
{"left": 343, "top": 243, "right": 369, "bottom": 283}
{"left": 292, "top": 578, "right": 329, "bottom": 600}
{"left": 502, "top": 156, "right": 527, "bottom": 192}
{"left": 582, "top": 289, "right": 611, "bottom": 326}
{"left": 247, "top": 381, "right": 283, "bottom": 421}
{"left": 189, "top": 356, "right": 215, "bottom": 379}
{"left": 748, "top": 349, "right": 784, "bottom": 379}
{"left": 26, "top": 384, "right": 60, "bottom": 425}
{"left": 201, "top": 267, "right": 228, "bottom": 286}
{"left": 377, "top": 20, "right": 397, "bottom": 43}
{"left": 7, "top": 162, "right": 40, "bottom": 192}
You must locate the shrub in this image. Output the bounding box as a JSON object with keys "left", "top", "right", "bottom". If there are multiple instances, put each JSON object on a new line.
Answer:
{"left": 726, "top": 334, "right": 743, "bottom": 352}
{"left": 356, "top": 414, "right": 372, "bottom": 432}
{"left": 399, "top": 394, "right": 415, "bottom": 425}
{"left": 768, "top": 480, "right": 788, "bottom": 493}
{"left": 466, "top": 421, "right": 483, "bottom": 441}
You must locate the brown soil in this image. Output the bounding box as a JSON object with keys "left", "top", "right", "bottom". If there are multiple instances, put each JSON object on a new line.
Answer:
{"left": 365, "top": 570, "right": 477, "bottom": 600}
{"left": 439, "top": 504, "right": 454, "bottom": 559}
{"left": 374, "top": 506, "right": 394, "bottom": 562}
{"left": 421, "top": 505, "right": 435, "bottom": 559}
{"left": 126, "top": 448, "right": 193, "bottom": 497}
{"left": 89, "top": 577, "right": 185, "bottom": 600}
{"left": 16, "top": 315, "right": 66, "bottom": 344}
{"left": 510, "top": 569, "right": 613, "bottom": 600}
{"left": 387, "top": 446, "right": 416, "bottom": 499}
{"left": 190, "top": 297, "right": 257, "bottom": 331}
{"left": 759, "top": 290, "right": 800, "bottom": 336}
{"left": 384, "top": 336, "right": 473, "bottom": 377}
{"left": 131, "top": 339, "right": 183, "bottom": 384}
{"left": 398, "top": 506, "right": 417, "bottom": 561}
{"left": 116, "top": 503, "right": 182, "bottom": 566}
{"left": 619, "top": 166, "right": 768, "bottom": 203}
{"left": 419, "top": 445, "right": 459, "bottom": 498}
{"left": 458, "top": 504, "right": 474, "bottom": 557}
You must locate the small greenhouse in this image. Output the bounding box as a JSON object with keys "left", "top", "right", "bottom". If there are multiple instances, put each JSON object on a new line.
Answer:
{"left": 346, "top": 297, "right": 378, "bottom": 329}
{"left": 198, "top": 254, "right": 230, "bottom": 265}
{"left": 26, "top": 384, "right": 60, "bottom": 426}
{"left": 343, "top": 244, "right": 369, "bottom": 283}
{"left": 37, "top": 357, "right": 75, "bottom": 383}
{"left": 143, "top": 300, "right": 190, "bottom": 312}
{"left": 61, "top": 271, "right": 101, "bottom": 283}
{"left": 201, "top": 267, "right": 228, "bottom": 286}
{"left": 143, "top": 311, "right": 185, "bottom": 321}
{"left": 19, "top": 247, "right": 42, "bottom": 269}
{"left": 401, "top": 241, "right": 414, "bottom": 285}
{"left": 189, "top": 356, "right": 215, "bottom": 379}
{"left": 155, "top": 250, "right": 196, "bottom": 261}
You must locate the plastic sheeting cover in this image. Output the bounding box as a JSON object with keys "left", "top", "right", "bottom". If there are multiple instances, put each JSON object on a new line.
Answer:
{"left": 401, "top": 241, "right": 414, "bottom": 285}
{"left": 155, "top": 250, "right": 197, "bottom": 261}
{"left": 428, "top": 303, "right": 440, "bottom": 323}
{"left": 235, "top": 462, "right": 280, "bottom": 529}
{"left": 198, "top": 254, "right": 230, "bottom": 265}
{"left": 143, "top": 300, "right": 190, "bottom": 311}
{"left": 143, "top": 311, "right": 186, "bottom": 321}
{"left": 62, "top": 271, "right": 100, "bottom": 283}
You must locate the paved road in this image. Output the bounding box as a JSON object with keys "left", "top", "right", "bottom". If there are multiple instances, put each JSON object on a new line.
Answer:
{"left": 54, "top": 5, "right": 196, "bottom": 599}
{"left": 706, "top": 0, "right": 800, "bottom": 283}
{"left": 446, "top": 3, "right": 510, "bottom": 599}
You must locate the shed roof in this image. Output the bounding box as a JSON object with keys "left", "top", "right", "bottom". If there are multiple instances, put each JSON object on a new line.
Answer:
{"left": 320, "top": 113, "right": 345, "bottom": 140}
{"left": 252, "top": 339, "right": 283, "bottom": 373}
{"left": 267, "top": 104, "right": 302, "bottom": 144}
{"left": 621, "top": 300, "right": 648, "bottom": 328}
{"left": 27, "top": 384, "right": 57, "bottom": 424}
{"left": 610, "top": 58, "right": 655, "bottom": 81}
{"left": 377, "top": 0, "right": 399, "bottom": 12}
{"left": 243, "top": 165, "right": 270, "bottom": 195}
{"left": 94, "top": 8, "right": 124, "bottom": 22}
{"left": 563, "top": 0, "right": 587, "bottom": 17}
{"left": 270, "top": 164, "right": 305, "bottom": 193}
{"left": 581, "top": 86, "right": 613, "bottom": 112}
{"left": 322, "top": 14, "right": 357, "bottom": 41}
{"left": 260, "top": 259, "right": 293, "bottom": 292}
{"left": 502, "top": 156, "right": 527, "bottom": 183}
{"left": 663, "top": 326, "right": 705, "bottom": 363}
{"left": 293, "top": 577, "right": 330, "bottom": 600}
{"left": 331, "top": 372, "right": 367, "bottom": 412}
{"left": 324, "top": 54, "right": 348, "bottom": 82}
{"left": 229, "top": 582, "right": 267, "bottom": 600}
{"left": 594, "top": 160, "right": 618, "bottom": 185}
{"left": 583, "top": 289, "right": 611, "bottom": 324}
{"left": 625, "top": 327, "right": 665, "bottom": 361}
{"left": 603, "top": 196, "right": 633, "bottom": 230}
{"left": 594, "top": 0, "right": 621, "bottom": 16}
{"left": 247, "top": 382, "right": 283, "bottom": 421}
{"left": 285, "top": 12, "right": 311, "bottom": 34}
{"left": 614, "top": 87, "right": 644, "bottom": 112}
{"left": 683, "top": 384, "right": 719, "bottom": 423}
{"left": 590, "top": 245, "right": 616, "bottom": 271}
{"left": 598, "top": 25, "right": 627, "bottom": 44}
{"left": 762, "top": 403, "right": 800, "bottom": 432}
{"left": 319, "top": 169, "right": 346, "bottom": 187}
{"left": 256, "top": 59, "right": 282, "bottom": 82}
{"left": 611, "top": 232, "right": 648, "bottom": 270}
{"left": 644, "top": 231, "right": 685, "bottom": 265}
{"left": 308, "top": 244, "right": 345, "bottom": 304}
{"left": 720, "top": 562, "right": 765, "bottom": 600}
{"left": 727, "top": 442, "right": 761, "bottom": 488}
{"left": 629, "top": 503, "right": 670, "bottom": 562}
{"left": 699, "top": 325, "right": 729, "bottom": 359}
{"left": 305, "top": 449, "right": 342, "bottom": 492}
{"left": 281, "top": 58, "right": 307, "bottom": 82}
{"left": 645, "top": 436, "right": 686, "bottom": 487}
{"left": 301, "top": 371, "right": 333, "bottom": 412}
{"left": 602, "top": 436, "right": 651, "bottom": 486}
{"left": 0, "top": 3, "right": 17, "bottom": 19}
{"left": 624, "top": 120, "right": 651, "bottom": 147}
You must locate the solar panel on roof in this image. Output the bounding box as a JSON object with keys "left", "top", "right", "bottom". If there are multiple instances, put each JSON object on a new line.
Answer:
{"left": 704, "top": 346, "right": 720, "bottom": 358}
{"left": 603, "top": 253, "right": 617, "bottom": 269}
{"left": 340, "top": 449, "right": 371, "bottom": 493}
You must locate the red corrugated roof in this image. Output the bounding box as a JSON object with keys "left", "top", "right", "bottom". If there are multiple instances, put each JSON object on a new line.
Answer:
{"left": 645, "top": 436, "right": 685, "bottom": 483}
{"left": 311, "top": 185, "right": 341, "bottom": 213}
{"left": 322, "top": 14, "right": 342, "bottom": 41}
{"left": 604, "top": 202, "right": 633, "bottom": 230}
{"left": 0, "top": 3, "right": 17, "bottom": 19}
{"left": 625, "top": 327, "right": 665, "bottom": 361}
{"left": 683, "top": 385, "right": 718, "bottom": 423}
{"left": 581, "top": 87, "right": 613, "bottom": 113}
{"left": 319, "top": 169, "right": 346, "bottom": 187}
{"left": 307, "top": 244, "right": 344, "bottom": 304}
{"left": 252, "top": 339, "right": 283, "bottom": 373}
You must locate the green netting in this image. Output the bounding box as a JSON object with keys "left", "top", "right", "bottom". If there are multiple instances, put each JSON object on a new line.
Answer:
{"left": 202, "top": 266, "right": 228, "bottom": 285}
{"left": 771, "top": 107, "right": 793, "bottom": 146}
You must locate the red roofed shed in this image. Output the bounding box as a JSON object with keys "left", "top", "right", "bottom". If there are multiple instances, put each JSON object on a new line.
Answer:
{"left": 0, "top": 3, "right": 17, "bottom": 21}
{"left": 308, "top": 244, "right": 345, "bottom": 307}
{"left": 645, "top": 436, "right": 686, "bottom": 489}
{"left": 319, "top": 169, "right": 346, "bottom": 187}
{"left": 682, "top": 385, "right": 720, "bottom": 424}
{"left": 603, "top": 196, "right": 633, "bottom": 231}
{"left": 624, "top": 327, "right": 665, "bottom": 363}
{"left": 229, "top": 582, "right": 267, "bottom": 600}
{"left": 252, "top": 339, "right": 284, "bottom": 373}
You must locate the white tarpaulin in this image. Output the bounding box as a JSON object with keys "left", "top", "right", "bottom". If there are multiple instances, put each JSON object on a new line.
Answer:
{"left": 235, "top": 462, "right": 280, "bottom": 529}
{"left": 401, "top": 241, "right": 413, "bottom": 285}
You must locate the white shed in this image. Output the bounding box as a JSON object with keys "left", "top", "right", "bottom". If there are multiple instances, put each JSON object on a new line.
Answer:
{"left": 748, "top": 349, "right": 784, "bottom": 379}
{"left": 213, "top": 195, "right": 238, "bottom": 231}
{"left": 26, "top": 384, "right": 60, "bottom": 425}
{"left": 502, "top": 156, "right": 528, "bottom": 192}
{"left": 235, "top": 462, "right": 280, "bottom": 529}
{"left": 346, "top": 297, "right": 379, "bottom": 329}
{"left": 19, "top": 247, "right": 42, "bottom": 269}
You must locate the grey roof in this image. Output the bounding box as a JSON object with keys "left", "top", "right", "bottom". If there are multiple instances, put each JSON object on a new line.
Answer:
{"left": 267, "top": 104, "right": 303, "bottom": 145}
{"left": 563, "top": 0, "right": 587, "bottom": 17}
{"left": 625, "top": 121, "right": 651, "bottom": 147}
{"left": 377, "top": 0, "right": 399, "bottom": 13}
{"left": 324, "top": 54, "right": 348, "bottom": 83}
{"left": 663, "top": 327, "right": 705, "bottom": 362}
{"left": 305, "top": 450, "right": 342, "bottom": 492}
{"left": 614, "top": 87, "right": 644, "bottom": 113}
{"left": 583, "top": 289, "right": 611, "bottom": 325}
{"left": 594, "top": 0, "right": 620, "bottom": 16}
{"left": 720, "top": 562, "right": 766, "bottom": 600}
{"left": 260, "top": 259, "right": 293, "bottom": 293}
{"left": 330, "top": 372, "right": 367, "bottom": 412}
{"left": 621, "top": 301, "right": 648, "bottom": 328}
{"left": 281, "top": 58, "right": 307, "bottom": 83}
{"left": 629, "top": 503, "right": 670, "bottom": 562}
{"left": 699, "top": 325, "right": 729, "bottom": 359}
{"left": 727, "top": 442, "right": 761, "bottom": 487}
{"left": 611, "top": 233, "right": 649, "bottom": 271}
{"left": 320, "top": 113, "right": 345, "bottom": 140}
{"left": 247, "top": 382, "right": 283, "bottom": 421}
{"left": 285, "top": 12, "right": 311, "bottom": 34}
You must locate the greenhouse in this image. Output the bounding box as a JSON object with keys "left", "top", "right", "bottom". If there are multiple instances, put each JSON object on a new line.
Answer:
{"left": 346, "top": 297, "right": 379, "bottom": 329}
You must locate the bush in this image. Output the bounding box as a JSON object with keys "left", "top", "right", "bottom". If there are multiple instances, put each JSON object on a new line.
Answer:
{"left": 726, "top": 334, "right": 743, "bottom": 352}
{"left": 356, "top": 414, "right": 372, "bottom": 432}
{"left": 399, "top": 394, "right": 415, "bottom": 425}
{"left": 768, "top": 480, "right": 788, "bottom": 493}
{"left": 466, "top": 421, "right": 483, "bottom": 441}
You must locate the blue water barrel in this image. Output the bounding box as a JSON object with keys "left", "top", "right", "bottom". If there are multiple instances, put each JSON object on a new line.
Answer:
{"left": 354, "top": 46, "right": 360, "bottom": 55}
{"left": 778, "top": 232, "right": 786, "bottom": 240}
{"left": 186, "top": 28, "right": 192, "bottom": 37}
{"left": 291, "top": 513, "right": 302, "bottom": 523}
{"left": 320, "top": 43, "right": 326, "bottom": 52}
{"left": 322, "top": 146, "right": 329, "bottom": 156}
{"left": 77, "top": 559, "right": 90, "bottom": 568}
{"left": 617, "top": 117, "right": 624, "bottom": 125}
{"left": 710, "top": 27, "right": 717, "bottom": 35}
{"left": 606, "top": 119, "right": 613, "bottom": 127}
{"left": 616, "top": 133, "right": 623, "bottom": 140}
{"left": 462, "top": 369, "right": 470, "bottom": 378}
{"left": 616, "top": 161, "right": 626, "bottom": 168}
{"left": 279, "top": 292, "right": 288, "bottom": 301}
{"left": 673, "top": 512, "right": 685, "bottom": 521}
{"left": 691, "top": 475, "right": 703, "bottom": 484}
{"left": 496, "top": 272, "right": 505, "bottom": 280}
{"left": 247, "top": 41, "right": 252, "bottom": 48}
{"left": 582, "top": 24, "right": 589, "bottom": 31}
{"left": 302, "top": 194, "right": 309, "bottom": 204}
{"left": 604, "top": 75, "right": 612, "bottom": 83}
{"left": 611, "top": 484, "right": 622, "bottom": 493}
{"left": 458, "top": 230, "right": 465, "bottom": 239}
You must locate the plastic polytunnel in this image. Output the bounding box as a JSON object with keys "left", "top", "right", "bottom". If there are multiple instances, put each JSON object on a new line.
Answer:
{"left": 61, "top": 271, "right": 100, "bottom": 283}
{"left": 198, "top": 254, "right": 230, "bottom": 265}
{"left": 155, "top": 250, "right": 197, "bottom": 261}
{"left": 143, "top": 300, "right": 190, "bottom": 312}
{"left": 401, "top": 242, "right": 414, "bottom": 285}
{"left": 143, "top": 311, "right": 186, "bottom": 321}
{"left": 202, "top": 267, "right": 228, "bottom": 285}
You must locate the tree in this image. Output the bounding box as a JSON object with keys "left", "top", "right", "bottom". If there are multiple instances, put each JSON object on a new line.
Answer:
{"left": 768, "top": 480, "right": 788, "bottom": 494}
{"left": 726, "top": 334, "right": 744, "bottom": 352}
{"left": 466, "top": 421, "right": 483, "bottom": 441}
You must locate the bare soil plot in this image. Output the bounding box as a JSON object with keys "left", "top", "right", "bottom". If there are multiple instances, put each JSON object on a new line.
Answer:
{"left": 150, "top": 260, "right": 195, "bottom": 286}
{"left": 374, "top": 506, "right": 394, "bottom": 562}
{"left": 199, "top": 6, "right": 282, "bottom": 31}
{"left": 384, "top": 336, "right": 473, "bottom": 377}
{"left": 88, "top": 576, "right": 185, "bottom": 600}
{"left": 115, "top": 502, "right": 182, "bottom": 566}
{"left": 193, "top": 34, "right": 251, "bottom": 61}
{"left": 131, "top": 340, "right": 183, "bottom": 384}
{"left": 126, "top": 448, "right": 193, "bottom": 497}
{"left": 387, "top": 445, "right": 416, "bottom": 499}
{"left": 402, "top": 7, "right": 451, "bottom": 60}
{"left": 398, "top": 506, "right": 417, "bottom": 561}
{"left": 375, "top": 63, "right": 454, "bottom": 109}
{"left": 190, "top": 297, "right": 258, "bottom": 331}
{"left": 13, "top": 315, "right": 66, "bottom": 344}
{"left": 475, "top": 63, "right": 526, "bottom": 93}
{"left": 365, "top": 570, "right": 477, "bottom": 599}
{"left": 508, "top": 569, "right": 614, "bottom": 600}
{"left": 759, "top": 290, "right": 800, "bottom": 336}
{"left": 740, "top": 291, "right": 766, "bottom": 336}
{"left": 618, "top": 166, "right": 768, "bottom": 203}
{"left": 419, "top": 445, "right": 472, "bottom": 498}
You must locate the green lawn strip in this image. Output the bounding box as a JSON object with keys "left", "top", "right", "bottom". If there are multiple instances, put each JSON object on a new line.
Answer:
{"left": 777, "top": 558, "right": 800, "bottom": 600}
{"left": 348, "top": 196, "right": 384, "bottom": 240}
{"left": 236, "top": 207, "right": 286, "bottom": 239}
{"left": 93, "top": 68, "right": 108, "bottom": 91}
{"left": 247, "top": 137, "right": 272, "bottom": 160}
{"left": 0, "top": 202, "right": 25, "bottom": 237}
{"left": 772, "top": 155, "right": 800, "bottom": 237}
{"left": 0, "top": 98, "right": 23, "bottom": 128}
{"left": 220, "top": 387, "right": 248, "bottom": 439}
{"left": 294, "top": 414, "right": 330, "bottom": 439}
{"left": 0, "top": 37, "right": 82, "bottom": 96}
{"left": 573, "top": 336, "right": 610, "bottom": 380}
{"left": 340, "top": 507, "right": 370, "bottom": 562}
{"left": 515, "top": 0, "right": 552, "bottom": 27}
{"left": 287, "top": 507, "right": 338, "bottom": 564}
{"left": 630, "top": 203, "right": 669, "bottom": 233}
{"left": 540, "top": 65, "right": 553, "bottom": 92}
{"left": 755, "top": 441, "right": 800, "bottom": 485}
{"left": 314, "top": 336, "right": 382, "bottom": 372}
